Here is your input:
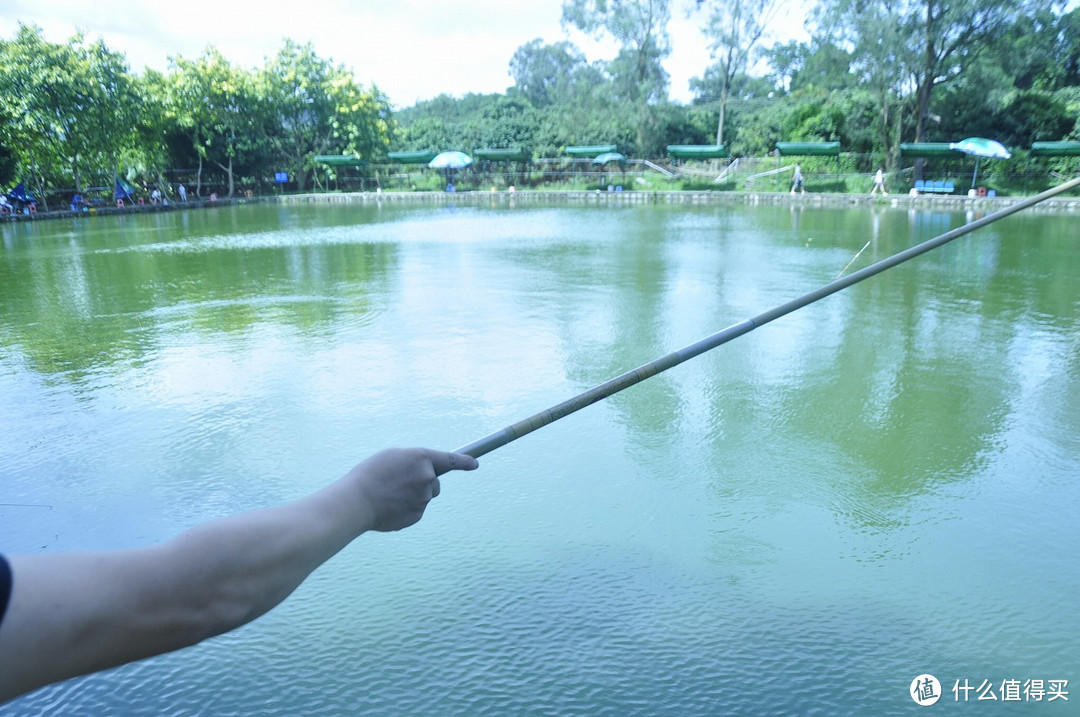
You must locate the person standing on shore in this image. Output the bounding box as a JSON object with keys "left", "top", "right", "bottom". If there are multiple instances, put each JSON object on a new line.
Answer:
{"left": 178, "top": 184, "right": 187, "bottom": 202}
{"left": 791, "top": 163, "right": 805, "bottom": 195}
{"left": 871, "top": 167, "right": 887, "bottom": 195}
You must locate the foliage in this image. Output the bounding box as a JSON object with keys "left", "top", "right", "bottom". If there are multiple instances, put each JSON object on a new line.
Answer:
{"left": 260, "top": 40, "right": 393, "bottom": 192}
{"left": 510, "top": 39, "right": 590, "bottom": 107}
{"left": 692, "top": 0, "right": 782, "bottom": 145}
{"left": 0, "top": 24, "right": 142, "bottom": 206}
{"left": 561, "top": 0, "right": 671, "bottom": 103}
{"left": 0, "top": 4, "right": 1078, "bottom": 200}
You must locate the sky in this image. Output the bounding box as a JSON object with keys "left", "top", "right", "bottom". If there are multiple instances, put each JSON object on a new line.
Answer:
{"left": 0, "top": 0, "right": 813, "bottom": 108}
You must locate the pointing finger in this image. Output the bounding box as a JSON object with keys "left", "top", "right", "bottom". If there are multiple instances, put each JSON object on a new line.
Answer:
{"left": 428, "top": 450, "right": 479, "bottom": 476}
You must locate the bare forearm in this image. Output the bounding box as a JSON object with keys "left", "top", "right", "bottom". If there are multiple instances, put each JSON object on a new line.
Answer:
{"left": 164, "top": 478, "right": 368, "bottom": 638}
{"left": 0, "top": 480, "right": 365, "bottom": 701}
{"left": 0, "top": 448, "right": 473, "bottom": 704}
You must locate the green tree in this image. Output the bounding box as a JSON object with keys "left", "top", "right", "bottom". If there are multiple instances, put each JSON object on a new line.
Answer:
{"left": 166, "top": 47, "right": 259, "bottom": 197}
{"left": 763, "top": 40, "right": 853, "bottom": 93}
{"left": 76, "top": 36, "right": 142, "bottom": 199}
{"left": 814, "top": 0, "right": 910, "bottom": 167}
{"left": 0, "top": 25, "right": 143, "bottom": 208}
{"left": 0, "top": 25, "right": 85, "bottom": 207}
{"left": 994, "top": 7, "right": 1080, "bottom": 92}
{"left": 692, "top": 0, "right": 782, "bottom": 145}
{"left": 813, "top": 0, "right": 1050, "bottom": 178}
{"left": 561, "top": 0, "right": 671, "bottom": 103}
{"left": 510, "top": 40, "right": 590, "bottom": 107}
{"left": 261, "top": 40, "right": 393, "bottom": 192}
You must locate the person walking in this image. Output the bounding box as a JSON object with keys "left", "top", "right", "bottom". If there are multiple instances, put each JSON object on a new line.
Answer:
{"left": 791, "top": 163, "right": 805, "bottom": 195}
{"left": 871, "top": 167, "right": 888, "bottom": 195}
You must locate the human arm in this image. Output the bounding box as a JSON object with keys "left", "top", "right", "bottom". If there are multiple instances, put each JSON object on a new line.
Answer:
{"left": 0, "top": 447, "right": 477, "bottom": 703}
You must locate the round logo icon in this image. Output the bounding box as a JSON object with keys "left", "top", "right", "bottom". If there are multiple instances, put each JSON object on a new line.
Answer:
{"left": 911, "top": 674, "right": 942, "bottom": 706}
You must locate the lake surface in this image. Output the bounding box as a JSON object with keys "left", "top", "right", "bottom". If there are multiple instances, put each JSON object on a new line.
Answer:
{"left": 2, "top": 200, "right": 1077, "bottom": 715}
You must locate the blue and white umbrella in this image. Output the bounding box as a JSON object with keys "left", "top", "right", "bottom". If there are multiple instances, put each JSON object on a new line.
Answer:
{"left": 950, "top": 137, "right": 1011, "bottom": 189}
{"left": 428, "top": 151, "right": 472, "bottom": 170}
{"left": 591, "top": 152, "right": 627, "bottom": 167}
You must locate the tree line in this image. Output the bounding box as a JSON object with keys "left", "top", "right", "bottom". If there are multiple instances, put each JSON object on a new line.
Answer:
{"left": 0, "top": 27, "right": 392, "bottom": 208}
{"left": 1, "top": 0, "right": 1078, "bottom": 207}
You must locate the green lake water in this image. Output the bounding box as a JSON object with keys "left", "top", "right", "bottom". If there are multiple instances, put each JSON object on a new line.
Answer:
{"left": 1, "top": 201, "right": 1077, "bottom": 715}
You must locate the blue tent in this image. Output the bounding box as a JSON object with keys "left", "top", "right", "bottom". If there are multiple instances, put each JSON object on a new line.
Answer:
{"left": 7, "top": 182, "right": 34, "bottom": 203}
{"left": 114, "top": 178, "right": 137, "bottom": 202}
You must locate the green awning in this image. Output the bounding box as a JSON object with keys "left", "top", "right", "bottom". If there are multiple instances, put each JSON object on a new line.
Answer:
{"left": 1030, "top": 141, "right": 1080, "bottom": 157}
{"left": 899, "top": 143, "right": 961, "bottom": 158}
{"left": 565, "top": 145, "right": 618, "bottom": 157}
{"left": 387, "top": 150, "right": 439, "bottom": 164}
{"left": 473, "top": 148, "right": 532, "bottom": 162}
{"left": 313, "top": 155, "right": 364, "bottom": 166}
{"left": 667, "top": 145, "right": 729, "bottom": 159}
{"left": 776, "top": 141, "right": 841, "bottom": 156}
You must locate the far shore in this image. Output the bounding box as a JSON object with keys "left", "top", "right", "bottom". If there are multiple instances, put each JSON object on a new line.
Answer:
{"left": 5, "top": 187, "right": 1080, "bottom": 224}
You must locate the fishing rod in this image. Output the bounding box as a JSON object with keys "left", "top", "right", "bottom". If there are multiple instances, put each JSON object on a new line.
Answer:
{"left": 454, "top": 176, "right": 1080, "bottom": 459}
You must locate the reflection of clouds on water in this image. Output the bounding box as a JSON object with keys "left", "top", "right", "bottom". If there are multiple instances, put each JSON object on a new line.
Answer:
{"left": 0, "top": 210, "right": 399, "bottom": 380}
{"left": 3, "top": 202, "right": 1079, "bottom": 715}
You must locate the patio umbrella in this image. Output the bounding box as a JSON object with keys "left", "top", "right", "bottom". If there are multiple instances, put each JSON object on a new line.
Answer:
{"left": 591, "top": 152, "right": 627, "bottom": 168}
{"left": 428, "top": 151, "right": 472, "bottom": 170}
{"left": 428, "top": 151, "right": 472, "bottom": 189}
{"left": 949, "top": 137, "right": 1011, "bottom": 190}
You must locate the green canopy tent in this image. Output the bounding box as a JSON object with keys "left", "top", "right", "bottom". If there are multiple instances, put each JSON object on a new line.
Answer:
{"left": 775, "top": 142, "right": 840, "bottom": 157}
{"left": 1027, "top": 142, "right": 1080, "bottom": 192}
{"left": 1029, "top": 141, "right": 1080, "bottom": 157}
{"left": 666, "top": 145, "right": 729, "bottom": 161}
{"left": 775, "top": 142, "right": 841, "bottom": 183}
{"left": 898, "top": 143, "right": 962, "bottom": 159}
{"left": 565, "top": 145, "right": 618, "bottom": 157}
{"left": 473, "top": 148, "right": 532, "bottom": 162}
{"left": 898, "top": 143, "right": 966, "bottom": 192}
{"left": 474, "top": 148, "right": 532, "bottom": 187}
{"left": 387, "top": 150, "right": 439, "bottom": 164}
{"left": 313, "top": 155, "right": 366, "bottom": 192}
{"left": 313, "top": 154, "right": 364, "bottom": 166}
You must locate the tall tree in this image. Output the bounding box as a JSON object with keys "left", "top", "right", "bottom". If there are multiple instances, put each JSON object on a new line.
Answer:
{"left": 76, "top": 36, "right": 141, "bottom": 198}
{"left": 693, "top": 0, "right": 782, "bottom": 145}
{"left": 261, "top": 40, "right": 392, "bottom": 192}
{"left": 166, "top": 48, "right": 264, "bottom": 197}
{"left": 815, "top": 0, "right": 1052, "bottom": 177}
{"left": 0, "top": 24, "right": 140, "bottom": 207}
{"left": 0, "top": 25, "right": 86, "bottom": 207}
{"left": 836, "top": 0, "right": 1048, "bottom": 139}
{"left": 509, "top": 39, "right": 589, "bottom": 107}
{"left": 815, "top": 0, "right": 910, "bottom": 166}
{"left": 561, "top": 0, "right": 672, "bottom": 104}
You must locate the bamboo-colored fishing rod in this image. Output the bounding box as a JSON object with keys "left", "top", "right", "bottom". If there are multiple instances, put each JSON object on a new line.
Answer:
{"left": 455, "top": 176, "right": 1080, "bottom": 459}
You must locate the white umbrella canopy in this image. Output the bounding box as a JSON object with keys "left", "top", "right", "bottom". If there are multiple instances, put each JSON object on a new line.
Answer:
{"left": 949, "top": 137, "right": 1011, "bottom": 189}
{"left": 428, "top": 151, "right": 472, "bottom": 169}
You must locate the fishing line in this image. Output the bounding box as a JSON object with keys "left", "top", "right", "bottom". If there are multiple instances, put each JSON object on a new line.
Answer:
{"left": 837, "top": 240, "right": 872, "bottom": 278}
{"left": 455, "top": 176, "right": 1080, "bottom": 459}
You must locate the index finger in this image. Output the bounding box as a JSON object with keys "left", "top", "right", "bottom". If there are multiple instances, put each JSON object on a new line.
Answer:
{"left": 428, "top": 450, "right": 479, "bottom": 476}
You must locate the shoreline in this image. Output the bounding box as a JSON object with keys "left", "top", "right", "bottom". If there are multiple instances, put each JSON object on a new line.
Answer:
{"left": 284, "top": 188, "right": 1080, "bottom": 212}
{"left": 5, "top": 188, "right": 1080, "bottom": 223}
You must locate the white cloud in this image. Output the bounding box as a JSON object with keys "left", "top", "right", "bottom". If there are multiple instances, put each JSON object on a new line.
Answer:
{"left": 0, "top": 0, "right": 811, "bottom": 107}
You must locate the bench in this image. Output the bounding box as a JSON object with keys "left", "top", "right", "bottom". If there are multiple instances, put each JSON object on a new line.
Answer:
{"left": 914, "top": 179, "right": 954, "bottom": 194}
